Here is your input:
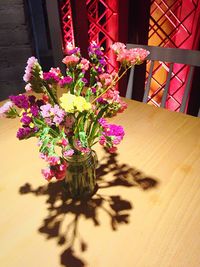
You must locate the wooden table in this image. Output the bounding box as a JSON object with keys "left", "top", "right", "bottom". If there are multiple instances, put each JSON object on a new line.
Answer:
{"left": 0, "top": 99, "right": 200, "bottom": 267}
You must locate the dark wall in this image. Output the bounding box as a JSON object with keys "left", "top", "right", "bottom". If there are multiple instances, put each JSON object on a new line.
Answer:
{"left": 0, "top": 0, "right": 33, "bottom": 100}
{"left": 127, "top": 0, "right": 151, "bottom": 101}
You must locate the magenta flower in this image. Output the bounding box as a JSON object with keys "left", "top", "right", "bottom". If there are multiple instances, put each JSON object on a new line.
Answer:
{"left": 64, "top": 42, "right": 80, "bottom": 56}
{"left": 16, "top": 127, "right": 32, "bottom": 140}
{"left": 9, "top": 94, "right": 29, "bottom": 109}
{"left": 43, "top": 72, "right": 60, "bottom": 83}
{"left": 20, "top": 113, "right": 32, "bottom": 125}
{"left": 59, "top": 76, "right": 73, "bottom": 87}
{"left": 30, "top": 105, "right": 39, "bottom": 117}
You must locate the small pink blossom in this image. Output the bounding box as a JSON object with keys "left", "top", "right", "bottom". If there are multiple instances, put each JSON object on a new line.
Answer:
{"left": 23, "top": 56, "right": 38, "bottom": 82}
{"left": 47, "top": 156, "right": 60, "bottom": 166}
{"left": 55, "top": 162, "right": 67, "bottom": 180}
{"left": 117, "top": 48, "right": 150, "bottom": 66}
{"left": 62, "top": 55, "right": 79, "bottom": 66}
{"left": 63, "top": 149, "right": 74, "bottom": 157}
{"left": 65, "top": 116, "right": 75, "bottom": 128}
{"left": 99, "top": 73, "right": 113, "bottom": 87}
{"left": 79, "top": 58, "right": 90, "bottom": 71}
{"left": 99, "top": 136, "right": 106, "bottom": 145}
{"left": 41, "top": 167, "right": 55, "bottom": 181}
{"left": 0, "top": 101, "right": 13, "bottom": 117}
{"left": 64, "top": 42, "right": 80, "bottom": 55}
{"left": 49, "top": 67, "right": 61, "bottom": 75}
{"left": 110, "top": 42, "right": 126, "bottom": 54}
{"left": 61, "top": 138, "right": 69, "bottom": 147}
{"left": 108, "top": 146, "right": 117, "bottom": 153}
{"left": 25, "top": 83, "right": 32, "bottom": 92}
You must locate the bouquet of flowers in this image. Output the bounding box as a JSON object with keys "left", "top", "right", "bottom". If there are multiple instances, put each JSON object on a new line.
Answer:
{"left": 0, "top": 42, "right": 149, "bottom": 183}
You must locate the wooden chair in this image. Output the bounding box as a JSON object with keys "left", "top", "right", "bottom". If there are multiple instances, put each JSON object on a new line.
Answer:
{"left": 126, "top": 44, "right": 200, "bottom": 114}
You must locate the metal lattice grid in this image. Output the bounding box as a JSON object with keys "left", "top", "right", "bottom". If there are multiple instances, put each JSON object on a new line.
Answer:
{"left": 59, "top": 0, "right": 74, "bottom": 50}
{"left": 86, "top": 0, "right": 119, "bottom": 73}
{"left": 147, "top": 0, "right": 199, "bottom": 111}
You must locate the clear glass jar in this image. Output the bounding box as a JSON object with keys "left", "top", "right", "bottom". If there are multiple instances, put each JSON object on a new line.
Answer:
{"left": 64, "top": 150, "right": 98, "bottom": 199}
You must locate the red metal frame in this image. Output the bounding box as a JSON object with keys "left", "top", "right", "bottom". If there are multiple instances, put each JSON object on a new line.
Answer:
{"left": 148, "top": 0, "right": 200, "bottom": 111}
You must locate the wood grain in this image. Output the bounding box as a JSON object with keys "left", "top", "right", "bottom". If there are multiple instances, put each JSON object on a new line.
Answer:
{"left": 0, "top": 99, "right": 200, "bottom": 267}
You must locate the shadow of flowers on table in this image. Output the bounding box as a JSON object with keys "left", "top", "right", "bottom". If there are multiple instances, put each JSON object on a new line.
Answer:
{"left": 19, "top": 151, "right": 158, "bottom": 267}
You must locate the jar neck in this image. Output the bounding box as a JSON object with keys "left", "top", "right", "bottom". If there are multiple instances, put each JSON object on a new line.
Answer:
{"left": 66, "top": 151, "right": 93, "bottom": 163}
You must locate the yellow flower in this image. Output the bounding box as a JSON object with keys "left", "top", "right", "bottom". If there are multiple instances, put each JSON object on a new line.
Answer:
{"left": 60, "top": 93, "right": 76, "bottom": 113}
{"left": 59, "top": 93, "right": 91, "bottom": 113}
{"left": 73, "top": 96, "right": 92, "bottom": 112}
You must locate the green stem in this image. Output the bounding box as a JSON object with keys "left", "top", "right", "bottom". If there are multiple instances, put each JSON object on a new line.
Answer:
{"left": 91, "top": 66, "right": 131, "bottom": 104}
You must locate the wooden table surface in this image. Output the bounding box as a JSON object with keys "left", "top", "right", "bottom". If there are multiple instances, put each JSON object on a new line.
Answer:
{"left": 0, "top": 99, "right": 200, "bottom": 267}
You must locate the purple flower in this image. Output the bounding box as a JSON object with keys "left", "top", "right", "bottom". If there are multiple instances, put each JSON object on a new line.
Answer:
{"left": 9, "top": 95, "right": 29, "bottom": 109}
{"left": 82, "top": 78, "right": 88, "bottom": 84}
{"left": 28, "top": 95, "right": 36, "bottom": 105}
{"left": 97, "top": 97, "right": 108, "bottom": 104}
{"left": 30, "top": 105, "right": 39, "bottom": 117}
{"left": 91, "top": 87, "right": 97, "bottom": 93}
{"left": 20, "top": 114, "right": 32, "bottom": 125}
{"left": 99, "top": 58, "right": 107, "bottom": 66}
{"left": 36, "top": 99, "right": 45, "bottom": 107}
{"left": 16, "top": 127, "right": 32, "bottom": 140}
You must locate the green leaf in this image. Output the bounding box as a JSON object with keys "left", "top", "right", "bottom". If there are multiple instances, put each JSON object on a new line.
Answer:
{"left": 79, "top": 131, "right": 88, "bottom": 147}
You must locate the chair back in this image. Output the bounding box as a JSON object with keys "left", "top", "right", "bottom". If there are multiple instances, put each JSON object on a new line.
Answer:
{"left": 126, "top": 44, "right": 200, "bottom": 113}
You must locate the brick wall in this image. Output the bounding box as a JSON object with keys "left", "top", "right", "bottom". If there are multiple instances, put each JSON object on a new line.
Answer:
{"left": 0, "top": 0, "right": 33, "bottom": 100}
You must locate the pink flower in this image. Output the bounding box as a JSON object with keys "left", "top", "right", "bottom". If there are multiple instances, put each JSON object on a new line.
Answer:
{"left": 23, "top": 56, "right": 38, "bottom": 82}
{"left": 62, "top": 55, "right": 79, "bottom": 66}
{"left": 79, "top": 58, "right": 90, "bottom": 71}
{"left": 40, "top": 104, "right": 52, "bottom": 118}
{"left": 108, "top": 146, "right": 117, "bottom": 153}
{"left": 55, "top": 162, "right": 67, "bottom": 180}
{"left": 0, "top": 101, "right": 13, "bottom": 117}
{"left": 61, "top": 138, "right": 69, "bottom": 147}
{"left": 110, "top": 42, "right": 126, "bottom": 54}
{"left": 47, "top": 156, "right": 60, "bottom": 166}
{"left": 41, "top": 167, "right": 55, "bottom": 181}
{"left": 63, "top": 149, "right": 74, "bottom": 157}
{"left": 65, "top": 116, "right": 75, "bottom": 128}
{"left": 117, "top": 48, "right": 150, "bottom": 66}
{"left": 64, "top": 42, "right": 80, "bottom": 55}
{"left": 99, "top": 73, "right": 113, "bottom": 87}
{"left": 118, "top": 99, "right": 128, "bottom": 113}
{"left": 25, "top": 83, "right": 32, "bottom": 92}
{"left": 49, "top": 67, "right": 61, "bottom": 75}
{"left": 99, "top": 136, "right": 106, "bottom": 145}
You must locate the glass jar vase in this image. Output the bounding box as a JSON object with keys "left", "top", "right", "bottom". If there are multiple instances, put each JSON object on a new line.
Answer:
{"left": 64, "top": 150, "right": 98, "bottom": 199}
